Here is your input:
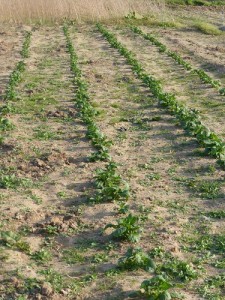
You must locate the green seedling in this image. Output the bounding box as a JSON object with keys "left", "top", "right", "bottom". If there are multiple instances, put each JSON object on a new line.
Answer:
{"left": 105, "top": 213, "right": 142, "bottom": 242}
{"left": 118, "top": 247, "right": 155, "bottom": 271}
{"left": 117, "top": 202, "right": 129, "bottom": 214}
{"left": 140, "top": 275, "right": 173, "bottom": 300}
{"left": 91, "top": 162, "right": 130, "bottom": 203}
{"left": 39, "top": 268, "right": 64, "bottom": 292}
{"left": 91, "top": 253, "right": 109, "bottom": 263}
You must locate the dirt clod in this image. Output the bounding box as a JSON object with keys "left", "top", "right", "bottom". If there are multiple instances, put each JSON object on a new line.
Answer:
{"left": 41, "top": 282, "right": 53, "bottom": 296}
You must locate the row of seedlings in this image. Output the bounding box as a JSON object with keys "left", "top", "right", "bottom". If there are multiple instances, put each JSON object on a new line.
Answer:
{"left": 0, "top": 31, "right": 32, "bottom": 144}
{"left": 97, "top": 23, "right": 225, "bottom": 169}
{"left": 5, "top": 31, "right": 32, "bottom": 101}
{"left": 130, "top": 26, "right": 225, "bottom": 96}
{"left": 0, "top": 31, "right": 33, "bottom": 279}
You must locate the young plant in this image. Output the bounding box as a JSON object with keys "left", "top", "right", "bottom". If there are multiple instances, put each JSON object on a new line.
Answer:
{"left": 219, "top": 88, "right": 225, "bottom": 95}
{"left": 91, "top": 162, "right": 130, "bottom": 203}
{"left": 140, "top": 275, "right": 173, "bottom": 300}
{"left": 118, "top": 247, "right": 155, "bottom": 271}
{"left": 5, "top": 30, "right": 31, "bottom": 100}
{"left": 117, "top": 202, "right": 129, "bottom": 214}
{"left": 105, "top": 213, "right": 142, "bottom": 242}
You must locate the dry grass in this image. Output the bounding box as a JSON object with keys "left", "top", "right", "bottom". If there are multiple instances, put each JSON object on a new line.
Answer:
{"left": 0, "top": 0, "right": 165, "bottom": 23}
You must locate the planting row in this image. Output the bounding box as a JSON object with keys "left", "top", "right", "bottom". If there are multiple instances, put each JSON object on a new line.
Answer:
{"left": 130, "top": 26, "right": 225, "bottom": 96}
{"left": 5, "top": 31, "right": 32, "bottom": 101}
{"left": 97, "top": 23, "right": 225, "bottom": 169}
{"left": 0, "top": 30, "right": 32, "bottom": 145}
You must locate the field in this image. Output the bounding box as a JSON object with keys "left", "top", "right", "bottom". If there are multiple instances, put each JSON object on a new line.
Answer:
{"left": 0, "top": 2, "right": 225, "bottom": 300}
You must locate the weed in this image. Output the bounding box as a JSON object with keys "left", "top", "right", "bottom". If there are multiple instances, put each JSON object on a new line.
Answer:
{"left": 31, "top": 249, "right": 52, "bottom": 263}
{"left": 138, "top": 163, "right": 153, "bottom": 170}
{"left": 44, "top": 225, "right": 59, "bottom": 235}
{"left": 157, "top": 259, "right": 198, "bottom": 282}
{"left": 213, "top": 258, "right": 225, "bottom": 269}
{"left": 0, "top": 231, "right": 30, "bottom": 253}
{"left": 91, "top": 253, "right": 109, "bottom": 263}
{"left": 0, "top": 103, "right": 16, "bottom": 115}
{"left": 0, "top": 247, "right": 9, "bottom": 261}
{"left": 188, "top": 179, "right": 221, "bottom": 199}
{"left": 39, "top": 268, "right": 64, "bottom": 292}
{"left": 219, "top": 87, "right": 225, "bottom": 96}
{"left": 149, "top": 247, "right": 167, "bottom": 259}
{"left": 62, "top": 249, "right": 85, "bottom": 264}
{"left": 33, "top": 125, "right": 57, "bottom": 140}
{"left": 57, "top": 191, "right": 67, "bottom": 199}
{"left": 0, "top": 135, "right": 4, "bottom": 145}
{"left": 30, "top": 194, "right": 43, "bottom": 204}
{"left": 191, "top": 234, "right": 225, "bottom": 254}
{"left": 204, "top": 211, "right": 225, "bottom": 219}
{"left": 146, "top": 172, "right": 161, "bottom": 181}
{"left": 199, "top": 274, "right": 225, "bottom": 299}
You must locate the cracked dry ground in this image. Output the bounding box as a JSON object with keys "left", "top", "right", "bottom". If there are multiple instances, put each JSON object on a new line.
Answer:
{"left": 0, "top": 23, "right": 225, "bottom": 300}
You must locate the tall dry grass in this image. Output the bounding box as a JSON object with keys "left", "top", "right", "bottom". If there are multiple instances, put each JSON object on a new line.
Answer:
{"left": 0, "top": 0, "right": 165, "bottom": 23}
